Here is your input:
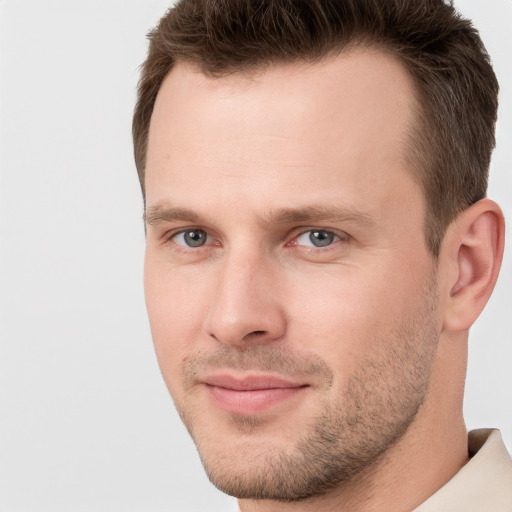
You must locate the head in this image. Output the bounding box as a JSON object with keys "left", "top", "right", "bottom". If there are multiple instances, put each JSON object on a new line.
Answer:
{"left": 135, "top": 0, "right": 504, "bottom": 508}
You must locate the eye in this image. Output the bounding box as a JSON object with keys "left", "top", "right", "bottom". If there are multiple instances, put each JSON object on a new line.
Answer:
{"left": 172, "top": 229, "right": 211, "bottom": 248}
{"left": 294, "top": 230, "right": 340, "bottom": 248}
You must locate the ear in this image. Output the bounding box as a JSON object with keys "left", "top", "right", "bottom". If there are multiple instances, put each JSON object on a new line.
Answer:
{"left": 441, "top": 198, "right": 505, "bottom": 332}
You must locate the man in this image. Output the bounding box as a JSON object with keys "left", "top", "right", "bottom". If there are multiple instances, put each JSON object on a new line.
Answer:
{"left": 132, "top": 0, "right": 512, "bottom": 510}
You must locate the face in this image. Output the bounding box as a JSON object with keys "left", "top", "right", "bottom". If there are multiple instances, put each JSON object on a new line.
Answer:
{"left": 144, "top": 51, "right": 441, "bottom": 501}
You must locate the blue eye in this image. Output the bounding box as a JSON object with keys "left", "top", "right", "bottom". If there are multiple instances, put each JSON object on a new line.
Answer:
{"left": 173, "top": 229, "right": 210, "bottom": 247}
{"left": 295, "top": 230, "right": 340, "bottom": 248}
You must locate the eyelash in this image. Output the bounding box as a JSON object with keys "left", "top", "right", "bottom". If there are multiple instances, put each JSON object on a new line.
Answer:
{"left": 167, "top": 228, "right": 216, "bottom": 249}
{"left": 290, "top": 229, "right": 345, "bottom": 249}
{"left": 164, "top": 227, "right": 349, "bottom": 252}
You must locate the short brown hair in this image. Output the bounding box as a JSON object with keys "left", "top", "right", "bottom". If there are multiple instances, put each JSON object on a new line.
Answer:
{"left": 133, "top": 0, "right": 499, "bottom": 255}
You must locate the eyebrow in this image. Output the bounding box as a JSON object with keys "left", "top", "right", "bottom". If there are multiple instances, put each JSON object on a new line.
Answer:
{"left": 145, "top": 202, "right": 375, "bottom": 228}
{"left": 144, "top": 204, "right": 201, "bottom": 226}
{"left": 266, "top": 205, "right": 375, "bottom": 227}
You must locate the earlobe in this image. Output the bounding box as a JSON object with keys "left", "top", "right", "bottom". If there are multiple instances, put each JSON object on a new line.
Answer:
{"left": 442, "top": 199, "right": 505, "bottom": 332}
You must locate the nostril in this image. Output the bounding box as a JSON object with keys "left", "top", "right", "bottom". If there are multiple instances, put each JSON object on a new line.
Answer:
{"left": 244, "top": 330, "right": 267, "bottom": 339}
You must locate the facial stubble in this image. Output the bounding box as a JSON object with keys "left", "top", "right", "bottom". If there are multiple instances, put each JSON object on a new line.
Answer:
{"left": 170, "top": 276, "right": 439, "bottom": 502}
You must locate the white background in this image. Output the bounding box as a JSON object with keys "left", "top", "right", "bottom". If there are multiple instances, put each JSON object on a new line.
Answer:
{"left": 0, "top": 1, "right": 510, "bottom": 511}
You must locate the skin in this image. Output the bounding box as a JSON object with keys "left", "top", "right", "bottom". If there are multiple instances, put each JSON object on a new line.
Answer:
{"left": 143, "top": 50, "right": 504, "bottom": 512}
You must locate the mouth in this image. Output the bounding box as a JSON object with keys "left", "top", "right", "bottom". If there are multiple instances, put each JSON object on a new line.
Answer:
{"left": 202, "top": 374, "right": 309, "bottom": 415}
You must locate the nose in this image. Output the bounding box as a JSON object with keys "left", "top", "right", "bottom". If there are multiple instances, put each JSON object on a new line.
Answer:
{"left": 203, "top": 251, "right": 287, "bottom": 346}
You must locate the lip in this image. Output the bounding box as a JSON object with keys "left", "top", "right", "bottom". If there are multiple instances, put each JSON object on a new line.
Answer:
{"left": 203, "top": 374, "right": 308, "bottom": 414}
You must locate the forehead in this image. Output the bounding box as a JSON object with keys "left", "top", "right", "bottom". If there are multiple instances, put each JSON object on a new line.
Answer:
{"left": 145, "top": 49, "right": 421, "bottom": 220}
{"left": 149, "top": 49, "right": 417, "bottom": 132}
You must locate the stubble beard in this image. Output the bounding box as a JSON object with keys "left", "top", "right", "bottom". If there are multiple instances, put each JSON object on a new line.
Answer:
{"left": 171, "top": 278, "right": 439, "bottom": 502}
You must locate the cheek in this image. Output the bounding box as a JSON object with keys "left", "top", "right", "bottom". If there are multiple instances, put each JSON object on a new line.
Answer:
{"left": 144, "top": 258, "right": 209, "bottom": 390}
{"left": 284, "top": 263, "right": 426, "bottom": 372}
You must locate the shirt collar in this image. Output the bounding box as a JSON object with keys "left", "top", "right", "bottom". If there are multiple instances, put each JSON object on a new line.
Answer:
{"left": 413, "top": 429, "right": 512, "bottom": 511}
